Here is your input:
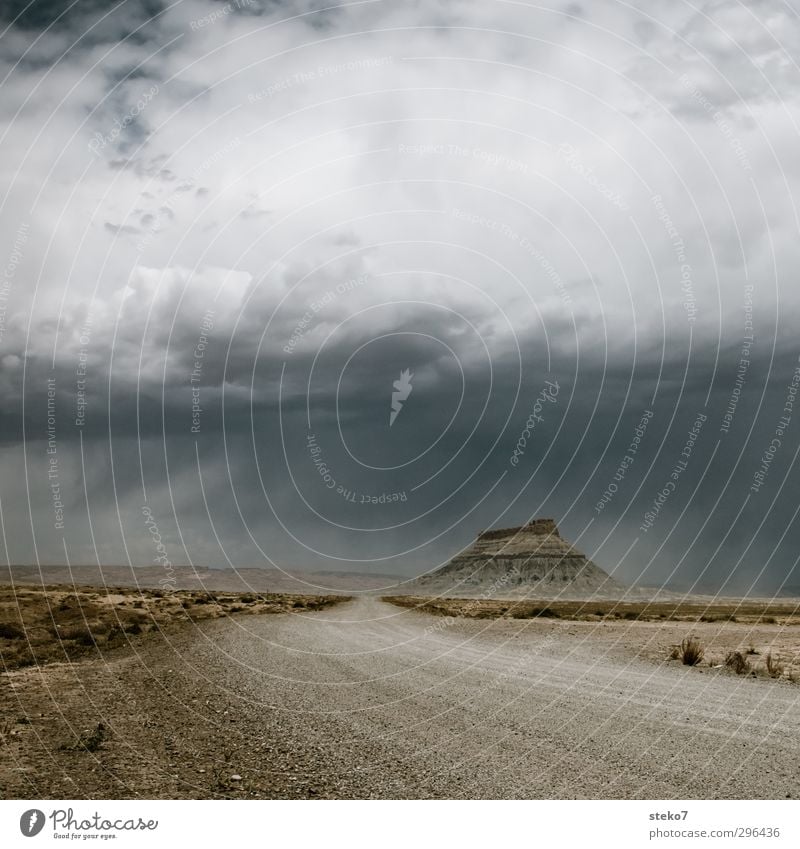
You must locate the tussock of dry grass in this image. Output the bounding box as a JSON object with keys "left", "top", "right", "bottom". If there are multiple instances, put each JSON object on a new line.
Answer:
{"left": 680, "top": 636, "right": 704, "bottom": 666}
{"left": 765, "top": 652, "right": 784, "bottom": 679}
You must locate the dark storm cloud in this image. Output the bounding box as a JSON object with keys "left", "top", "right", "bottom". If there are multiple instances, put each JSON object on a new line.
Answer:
{"left": 0, "top": 0, "right": 114, "bottom": 29}
{"left": 0, "top": 0, "right": 798, "bottom": 595}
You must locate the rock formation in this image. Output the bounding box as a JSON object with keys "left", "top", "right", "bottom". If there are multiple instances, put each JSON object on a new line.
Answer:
{"left": 414, "top": 518, "right": 622, "bottom": 598}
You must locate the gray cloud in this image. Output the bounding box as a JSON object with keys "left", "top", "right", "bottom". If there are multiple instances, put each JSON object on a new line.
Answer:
{"left": 0, "top": 0, "right": 798, "bottom": 595}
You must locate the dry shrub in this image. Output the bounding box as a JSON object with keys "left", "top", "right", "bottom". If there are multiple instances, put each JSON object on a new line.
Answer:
{"left": 0, "top": 622, "right": 25, "bottom": 639}
{"left": 61, "top": 722, "right": 110, "bottom": 753}
{"left": 725, "top": 650, "right": 750, "bottom": 675}
{"left": 512, "top": 606, "right": 559, "bottom": 619}
{"left": 57, "top": 624, "right": 96, "bottom": 645}
{"left": 765, "top": 652, "right": 784, "bottom": 679}
{"left": 2, "top": 644, "right": 36, "bottom": 667}
{"left": 668, "top": 645, "right": 681, "bottom": 660}
{"left": 680, "top": 636, "right": 704, "bottom": 666}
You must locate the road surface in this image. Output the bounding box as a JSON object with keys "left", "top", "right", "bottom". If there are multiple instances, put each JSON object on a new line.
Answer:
{"left": 3, "top": 597, "right": 799, "bottom": 798}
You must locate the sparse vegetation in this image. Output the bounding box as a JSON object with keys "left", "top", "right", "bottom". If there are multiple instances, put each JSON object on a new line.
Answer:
{"left": 0, "top": 622, "right": 24, "bottom": 640}
{"left": 0, "top": 585, "right": 349, "bottom": 671}
{"left": 511, "top": 606, "right": 559, "bottom": 619}
{"left": 725, "top": 650, "right": 751, "bottom": 675}
{"left": 765, "top": 652, "right": 784, "bottom": 679}
{"left": 382, "top": 596, "right": 800, "bottom": 685}
{"left": 680, "top": 636, "right": 704, "bottom": 666}
{"left": 383, "top": 596, "right": 800, "bottom": 624}
{"left": 60, "top": 722, "right": 110, "bottom": 753}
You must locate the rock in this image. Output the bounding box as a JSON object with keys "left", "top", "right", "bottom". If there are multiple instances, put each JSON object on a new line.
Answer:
{"left": 412, "top": 518, "right": 623, "bottom": 598}
{"left": 230, "top": 774, "right": 242, "bottom": 782}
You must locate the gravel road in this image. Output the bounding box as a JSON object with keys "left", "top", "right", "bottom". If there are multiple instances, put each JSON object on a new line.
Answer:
{"left": 3, "top": 596, "right": 799, "bottom": 799}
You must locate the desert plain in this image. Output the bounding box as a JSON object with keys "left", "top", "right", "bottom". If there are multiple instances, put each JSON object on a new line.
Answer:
{"left": 2, "top": 575, "right": 799, "bottom": 800}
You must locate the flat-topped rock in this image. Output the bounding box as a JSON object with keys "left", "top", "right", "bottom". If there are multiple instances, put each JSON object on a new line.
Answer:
{"left": 477, "top": 518, "right": 559, "bottom": 540}
{"left": 414, "top": 518, "right": 623, "bottom": 599}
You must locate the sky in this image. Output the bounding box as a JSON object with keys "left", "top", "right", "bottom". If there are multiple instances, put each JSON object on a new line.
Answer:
{"left": 0, "top": 0, "right": 799, "bottom": 594}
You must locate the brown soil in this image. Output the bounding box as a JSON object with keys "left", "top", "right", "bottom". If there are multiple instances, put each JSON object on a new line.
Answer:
{"left": 0, "top": 584, "right": 347, "bottom": 671}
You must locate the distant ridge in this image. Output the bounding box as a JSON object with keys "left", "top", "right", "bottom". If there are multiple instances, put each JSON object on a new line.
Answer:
{"left": 2, "top": 564, "right": 403, "bottom": 595}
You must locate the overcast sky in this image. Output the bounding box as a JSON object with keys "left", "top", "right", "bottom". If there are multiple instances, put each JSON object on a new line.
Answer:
{"left": 1, "top": 0, "right": 799, "bottom": 594}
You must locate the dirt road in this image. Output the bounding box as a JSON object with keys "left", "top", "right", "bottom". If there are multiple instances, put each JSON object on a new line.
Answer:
{"left": 2, "top": 597, "right": 799, "bottom": 799}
